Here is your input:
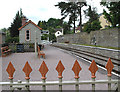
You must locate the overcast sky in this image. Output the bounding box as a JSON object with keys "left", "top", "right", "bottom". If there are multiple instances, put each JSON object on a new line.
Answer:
{"left": 0, "top": 0, "right": 103, "bottom": 29}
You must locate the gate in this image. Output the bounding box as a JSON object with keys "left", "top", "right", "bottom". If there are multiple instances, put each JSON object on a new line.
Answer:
{"left": 0, "top": 58, "right": 118, "bottom": 91}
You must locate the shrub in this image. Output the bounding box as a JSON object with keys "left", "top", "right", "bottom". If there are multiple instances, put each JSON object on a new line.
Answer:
{"left": 5, "top": 36, "right": 19, "bottom": 43}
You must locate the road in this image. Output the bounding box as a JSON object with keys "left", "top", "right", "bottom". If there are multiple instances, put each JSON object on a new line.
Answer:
{"left": 1, "top": 45, "right": 117, "bottom": 90}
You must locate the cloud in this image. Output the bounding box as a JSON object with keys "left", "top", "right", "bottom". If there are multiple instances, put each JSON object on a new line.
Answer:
{"left": 0, "top": 0, "right": 62, "bottom": 29}
{"left": 0, "top": 0, "right": 104, "bottom": 29}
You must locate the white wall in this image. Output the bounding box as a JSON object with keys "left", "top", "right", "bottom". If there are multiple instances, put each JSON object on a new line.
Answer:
{"left": 19, "top": 23, "right": 41, "bottom": 44}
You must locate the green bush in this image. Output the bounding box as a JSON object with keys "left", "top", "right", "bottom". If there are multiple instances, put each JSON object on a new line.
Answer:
{"left": 5, "top": 36, "right": 19, "bottom": 43}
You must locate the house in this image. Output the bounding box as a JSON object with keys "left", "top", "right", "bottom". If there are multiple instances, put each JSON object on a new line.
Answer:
{"left": 75, "top": 26, "right": 80, "bottom": 33}
{"left": 0, "top": 31, "right": 6, "bottom": 45}
{"left": 55, "top": 28, "right": 63, "bottom": 37}
{"left": 18, "top": 17, "right": 42, "bottom": 44}
{"left": 41, "top": 30, "right": 49, "bottom": 41}
{"left": 99, "top": 14, "right": 112, "bottom": 29}
{"left": 75, "top": 25, "right": 84, "bottom": 33}
{"left": 0, "top": 31, "right": 5, "bottom": 56}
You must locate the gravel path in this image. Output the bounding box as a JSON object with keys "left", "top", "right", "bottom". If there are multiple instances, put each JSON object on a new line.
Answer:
{"left": 1, "top": 45, "right": 115, "bottom": 90}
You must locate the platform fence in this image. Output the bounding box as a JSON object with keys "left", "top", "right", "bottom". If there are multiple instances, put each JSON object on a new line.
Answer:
{"left": 0, "top": 58, "right": 119, "bottom": 91}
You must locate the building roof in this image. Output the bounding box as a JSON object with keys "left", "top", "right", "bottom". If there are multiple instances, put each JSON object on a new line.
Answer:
{"left": 0, "top": 30, "right": 5, "bottom": 35}
{"left": 76, "top": 26, "right": 80, "bottom": 30}
{"left": 18, "top": 20, "right": 42, "bottom": 30}
{"left": 41, "top": 30, "right": 49, "bottom": 34}
{"left": 98, "top": 13, "right": 103, "bottom": 17}
{"left": 55, "top": 28, "right": 63, "bottom": 32}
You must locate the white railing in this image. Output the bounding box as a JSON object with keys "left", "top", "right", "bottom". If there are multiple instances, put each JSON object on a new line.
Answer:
{"left": 0, "top": 80, "right": 118, "bottom": 91}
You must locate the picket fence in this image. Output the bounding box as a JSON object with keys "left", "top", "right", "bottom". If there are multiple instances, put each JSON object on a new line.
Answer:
{"left": 0, "top": 58, "right": 118, "bottom": 91}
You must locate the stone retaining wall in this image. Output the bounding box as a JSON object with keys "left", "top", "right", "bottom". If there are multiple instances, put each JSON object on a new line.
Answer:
{"left": 57, "top": 28, "right": 120, "bottom": 48}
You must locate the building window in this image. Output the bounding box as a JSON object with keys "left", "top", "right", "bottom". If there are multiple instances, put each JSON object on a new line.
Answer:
{"left": 26, "top": 30, "right": 30, "bottom": 41}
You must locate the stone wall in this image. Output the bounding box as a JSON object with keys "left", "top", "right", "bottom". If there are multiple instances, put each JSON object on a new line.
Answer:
{"left": 57, "top": 28, "right": 120, "bottom": 48}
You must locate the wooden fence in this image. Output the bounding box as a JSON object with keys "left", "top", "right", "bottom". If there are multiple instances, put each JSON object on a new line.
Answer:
{"left": 0, "top": 58, "right": 118, "bottom": 91}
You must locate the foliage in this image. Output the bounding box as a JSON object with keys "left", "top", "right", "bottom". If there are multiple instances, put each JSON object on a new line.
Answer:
{"left": 9, "top": 8, "right": 23, "bottom": 37}
{"left": 5, "top": 36, "right": 19, "bottom": 43}
{"left": 83, "top": 20, "right": 101, "bottom": 33}
{"left": 83, "top": 6, "right": 101, "bottom": 33}
{"left": 100, "top": 1, "right": 120, "bottom": 27}
{"left": 84, "top": 6, "right": 98, "bottom": 22}
{"left": 1, "top": 28, "right": 10, "bottom": 37}
{"left": 38, "top": 18, "right": 72, "bottom": 41}
{"left": 55, "top": 1, "right": 87, "bottom": 32}
{"left": 47, "top": 18, "right": 63, "bottom": 28}
{"left": 41, "top": 34, "right": 49, "bottom": 40}
{"left": 38, "top": 21, "right": 48, "bottom": 30}
{"left": 49, "top": 33, "right": 56, "bottom": 42}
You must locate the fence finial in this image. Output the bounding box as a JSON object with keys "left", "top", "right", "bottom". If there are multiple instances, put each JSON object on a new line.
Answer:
{"left": 23, "top": 61, "right": 32, "bottom": 80}
{"left": 6, "top": 62, "right": 15, "bottom": 79}
{"left": 39, "top": 61, "right": 49, "bottom": 79}
{"left": 89, "top": 60, "right": 98, "bottom": 78}
{"left": 72, "top": 60, "right": 82, "bottom": 79}
{"left": 56, "top": 60, "right": 65, "bottom": 78}
{"left": 105, "top": 58, "right": 114, "bottom": 77}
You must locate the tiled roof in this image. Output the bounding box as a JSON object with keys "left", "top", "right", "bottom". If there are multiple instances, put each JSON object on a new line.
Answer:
{"left": 18, "top": 20, "right": 42, "bottom": 30}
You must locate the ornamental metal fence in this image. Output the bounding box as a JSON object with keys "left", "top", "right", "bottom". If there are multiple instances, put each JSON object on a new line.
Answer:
{"left": 0, "top": 58, "right": 118, "bottom": 91}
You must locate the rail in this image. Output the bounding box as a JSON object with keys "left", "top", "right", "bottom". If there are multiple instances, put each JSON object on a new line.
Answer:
{"left": 51, "top": 44, "right": 120, "bottom": 76}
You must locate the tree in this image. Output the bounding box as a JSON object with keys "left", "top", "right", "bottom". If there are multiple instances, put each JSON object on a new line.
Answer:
{"left": 1, "top": 28, "right": 10, "bottom": 37}
{"left": 84, "top": 6, "right": 98, "bottom": 23}
{"left": 76, "top": 2, "right": 87, "bottom": 32}
{"left": 55, "top": 2, "right": 78, "bottom": 33}
{"left": 100, "top": 1, "right": 120, "bottom": 27}
{"left": 38, "top": 20, "right": 48, "bottom": 30}
{"left": 55, "top": 1, "right": 87, "bottom": 33}
{"left": 83, "top": 6, "right": 101, "bottom": 33}
{"left": 9, "top": 9, "right": 23, "bottom": 37}
{"left": 37, "top": 18, "right": 72, "bottom": 41}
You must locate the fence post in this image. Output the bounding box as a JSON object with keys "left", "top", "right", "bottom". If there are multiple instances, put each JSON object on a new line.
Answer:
{"left": 9, "top": 79, "right": 14, "bottom": 91}
{"left": 75, "top": 78, "right": 79, "bottom": 91}
{"left": 72, "top": 60, "right": 82, "bottom": 91}
{"left": 59, "top": 78, "right": 62, "bottom": 91}
{"left": 105, "top": 58, "right": 114, "bottom": 91}
{"left": 108, "top": 76, "right": 111, "bottom": 90}
{"left": 56, "top": 60, "right": 65, "bottom": 91}
{"left": 92, "top": 77, "right": 95, "bottom": 91}
{"left": 23, "top": 61, "right": 32, "bottom": 91}
{"left": 42, "top": 78, "right": 46, "bottom": 91}
{"left": 6, "top": 62, "right": 15, "bottom": 91}
{"left": 89, "top": 60, "right": 98, "bottom": 91}
{"left": 39, "top": 61, "right": 49, "bottom": 92}
{"left": 25, "top": 79, "right": 30, "bottom": 90}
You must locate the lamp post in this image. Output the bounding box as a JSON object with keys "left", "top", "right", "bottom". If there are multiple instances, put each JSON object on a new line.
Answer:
{"left": 35, "top": 30, "right": 37, "bottom": 57}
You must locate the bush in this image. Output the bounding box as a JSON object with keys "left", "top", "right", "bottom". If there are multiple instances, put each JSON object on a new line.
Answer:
{"left": 5, "top": 36, "right": 19, "bottom": 43}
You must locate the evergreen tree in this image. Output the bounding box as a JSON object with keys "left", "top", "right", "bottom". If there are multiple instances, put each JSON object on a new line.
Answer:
{"left": 55, "top": 2, "right": 78, "bottom": 33}
{"left": 55, "top": 1, "right": 87, "bottom": 33}
{"left": 9, "top": 9, "right": 23, "bottom": 37}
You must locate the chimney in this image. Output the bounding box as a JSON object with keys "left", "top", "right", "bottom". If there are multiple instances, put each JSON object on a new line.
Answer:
{"left": 22, "top": 16, "right": 28, "bottom": 25}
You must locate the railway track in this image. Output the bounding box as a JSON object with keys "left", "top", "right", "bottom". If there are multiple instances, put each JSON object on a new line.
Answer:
{"left": 52, "top": 44, "right": 120, "bottom": 77}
